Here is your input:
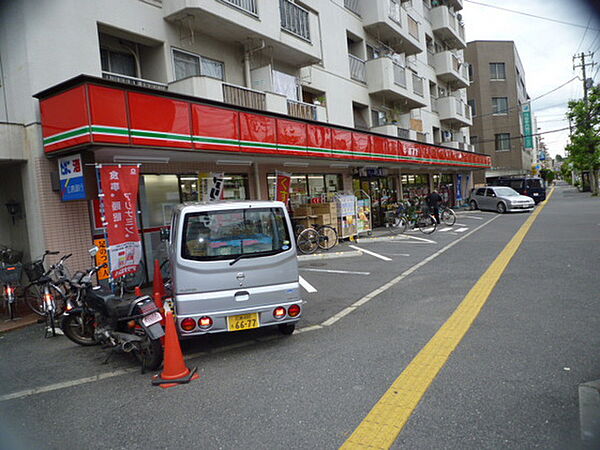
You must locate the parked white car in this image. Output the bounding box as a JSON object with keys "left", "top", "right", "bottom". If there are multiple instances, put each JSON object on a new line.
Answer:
{"left": 469, "top": 186, "right": 535, "bottom": 213}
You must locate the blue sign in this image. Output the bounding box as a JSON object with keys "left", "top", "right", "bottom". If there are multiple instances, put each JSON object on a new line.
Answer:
{"left": 456, "top": 174, "right": 463, "bottom": 201}
{"left": 58, "top": 154, "right": 86, "bottom": 201}
{"left": 539, "top": 151, "right": 546, "bottom": 161}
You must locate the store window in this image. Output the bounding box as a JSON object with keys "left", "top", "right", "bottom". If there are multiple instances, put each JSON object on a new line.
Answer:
{"left": 401, "top": 174, "right": 430, "bottom": 199}
{"left": 179, "top": 174, "right": 249, "bottom": 202}
{"left": 267, "top": 173, "right": 343, "bottom": 204}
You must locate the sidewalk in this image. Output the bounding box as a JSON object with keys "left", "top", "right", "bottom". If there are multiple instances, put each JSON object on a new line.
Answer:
{"left": 0, "top": 311, "right": 39, "bottom": 333}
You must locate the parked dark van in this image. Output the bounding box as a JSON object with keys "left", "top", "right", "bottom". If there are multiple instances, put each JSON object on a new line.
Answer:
{"left": 496, "top": 177, "right": 546, "bottom": 203}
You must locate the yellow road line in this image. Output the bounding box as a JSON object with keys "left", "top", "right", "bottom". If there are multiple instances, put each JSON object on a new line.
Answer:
{"left": 342, "top": 189, "right": 555, "bottom": 449}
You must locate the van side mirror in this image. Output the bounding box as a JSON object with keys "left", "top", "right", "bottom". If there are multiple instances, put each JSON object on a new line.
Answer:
{"left": 160, "top": 228, "right": 170, "bottom": 242}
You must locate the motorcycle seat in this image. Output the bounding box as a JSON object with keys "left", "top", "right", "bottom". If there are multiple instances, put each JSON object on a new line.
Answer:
{"left": 88, "top": 288, "right": 135, "bottom": 318}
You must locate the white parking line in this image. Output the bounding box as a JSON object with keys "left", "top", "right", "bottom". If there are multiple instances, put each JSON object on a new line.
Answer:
{"left": 348, "top": 245, "right": 392, "bottom": 261}
{"left": 455, "top": 227, "right": 468, "bottom": 233}
{"left": 403, "top": 235, "right": 437, "bottom": 244}
{"left": 298, "top": 275, "right": 318, "bottom": 293}
{"left": 300, "top": 268, "right": 371, "bottom": 275}
{"left": 439, "top": 227, "right": 453, "bottom": 232}
{"left": 462, "top": 215, "right": 484, "bottom": 220}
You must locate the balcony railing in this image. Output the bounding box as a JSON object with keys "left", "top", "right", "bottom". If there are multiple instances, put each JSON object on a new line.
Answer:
{"left": 455, "top": 97, "right": 463, "bottom": 116}
{"left": 280, "top": 0, "right": 311, "bottom": 42}
{"left": 398, "top": 128, "right": 410, "bottom": 139}
{"left": 464, "top": 102, "right": 471, "bottom": 119}
{"left": 430, "top": 96, "right": 438, "bottom": 112}
{"left": 222, "top": 83, "right": 266, "bottom": 110}
{"left": 349, "top": 54, "right": 366, "bottom": 83}
{"left": 221, "top": 0, "right": 258, "bottom": 15}
{"left": 407, "top": 14, "right": 419, "bottom": 40}
{"left": 344, "top": 0, "right": 360, "bottom": 15}
{"left": 287, "top": 99, "right": 317, "bottom": 120}
{"left": 393, "top": 62, "right": 407, "bottom": 87}
{"left": 102, "top": 71, "right": 167, "bottom": 90}
{"left": 412, "top": 73, "right": 423, "bottom": 96}
{"left": 389, "top": 0, "right": 401, "bottom": 24}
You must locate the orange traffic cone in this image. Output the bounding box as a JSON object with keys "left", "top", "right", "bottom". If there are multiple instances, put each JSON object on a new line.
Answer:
{"left": 153, "top": 291, "right": 164, "bottom": 310}
{"left": 153, "top": 259, "right": 165, "bottom": 299}
{"left": 152, "top": 305, "right": 199, "bottom": 389}
{"left": 134, "top": 286, "right": 143, "bottom": 297}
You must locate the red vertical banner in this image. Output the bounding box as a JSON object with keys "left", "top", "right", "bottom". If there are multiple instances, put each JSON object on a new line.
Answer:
{"left": 275, "top": 171, "right": 292, "bottom": 203}
{"left": 98, "top": 165, "right": 142, "bottom": 279}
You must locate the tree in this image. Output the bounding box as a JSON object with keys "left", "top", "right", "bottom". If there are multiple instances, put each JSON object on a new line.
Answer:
{"left": 539, "top": 168, "right": 555, "bottom": 185}
{"left": 566, "top": 86, "right": 600, "bottom": 195}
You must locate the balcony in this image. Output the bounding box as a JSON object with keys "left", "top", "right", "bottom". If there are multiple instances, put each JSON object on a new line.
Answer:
{"left": 0, "top": 123, "right": 26, "bottom": 161}
{"left": 102, "top": 72, "right": 168, "bottom": 90}
{"left": 436, "top": 96, "right": 472, "bottom": 127}
{"left": 287, "top": 99, "right": 317, "bottom": 120}
{"left": 432, "top": 51, "right": 469, "bottom": 88}
{"left": 164, "top": 0, "right": 321, "bottom": 67}
{"left": 365, "top": 57, "right": 427, "bottom": 109}
{"left": 344, "top": 0, "right": 361, "bottom": 15}
{"left": 168, "top": 76, "right": 327, "bottom": 122}
{"left": 280, "top": 0, "right": 310, "bottom": 41}
{"left": 361, "top": 0, "right": 421, "bottom": 55}
{"left": 431, "top": 5, "right": 466, "bottom": 49}
{"left": 349, "top": 54, "right": 366, "bottom": 83}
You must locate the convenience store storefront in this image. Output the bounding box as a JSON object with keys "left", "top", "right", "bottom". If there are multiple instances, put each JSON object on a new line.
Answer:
{"left": 35, "top": 75, "right": 490, "bottom": 280}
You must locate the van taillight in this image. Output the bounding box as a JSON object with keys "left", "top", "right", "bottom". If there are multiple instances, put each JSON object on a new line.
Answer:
{"left": 273, "top": 307, "right": 286, "bottom": 319}
{"left": 198, "top": 316, "right": 213, "bottom": 329}
{"left": 180, "top": 318, "right": 196, "bottom": 331}
{"left": 287, "top": 304, "right": 301, "bottom": 318}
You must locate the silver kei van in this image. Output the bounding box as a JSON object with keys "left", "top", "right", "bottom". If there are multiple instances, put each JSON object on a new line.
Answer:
{"left": 165, "top": 201, "right": 302, "bottom": 337}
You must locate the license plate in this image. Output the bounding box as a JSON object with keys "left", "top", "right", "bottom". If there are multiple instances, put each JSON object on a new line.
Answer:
{"left": 227, "top": 313, "right": 259, "bottom": 332}
{"left": 142, "top": 311, "right": 162, "bottom": 327}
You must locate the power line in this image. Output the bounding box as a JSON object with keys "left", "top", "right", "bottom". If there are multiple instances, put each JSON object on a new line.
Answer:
{"left": 472, "top": 77, "right": 577, "bottom": 121}
{"left": 464, "top": 1, "right": 600, "bottom": 31}
{"left": 576, "top": 16, "right": 593, "bottom": 53}
{"left": 474, "top": 127, "right": 570, "bottom": 146}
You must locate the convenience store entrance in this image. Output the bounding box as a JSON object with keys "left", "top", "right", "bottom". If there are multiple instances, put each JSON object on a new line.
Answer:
{"left": 352, "top": 176, "right": 397, "bottom": 228}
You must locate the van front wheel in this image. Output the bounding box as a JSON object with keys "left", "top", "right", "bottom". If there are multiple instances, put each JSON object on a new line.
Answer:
{"left": 278, "top": 323, "right": 295, "bottom": 335}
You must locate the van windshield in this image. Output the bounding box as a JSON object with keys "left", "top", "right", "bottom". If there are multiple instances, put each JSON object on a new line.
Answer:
{"left": 181, "top": 208, "right": 292, "bottom": 261}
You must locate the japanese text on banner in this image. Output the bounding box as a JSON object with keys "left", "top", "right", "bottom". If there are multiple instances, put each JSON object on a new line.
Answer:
{"left": 275, "top": 171, "right": 291, "bottom": 204}
{"left": 99, "top": 165, "right": 142, "bottom": 279}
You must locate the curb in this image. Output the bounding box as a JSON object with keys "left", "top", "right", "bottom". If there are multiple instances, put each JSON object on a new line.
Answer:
{"left": 0, "top": 315, "right": 40, "bottom": 334}
{"left": 297, "top": 250, "right": 362, "bottom": 261}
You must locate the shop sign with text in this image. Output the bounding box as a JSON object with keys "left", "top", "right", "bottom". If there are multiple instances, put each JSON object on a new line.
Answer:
{"left": 98, "top": 165, "right": 142, "bottom": 279}
{"left": 58, "top": 154, "right": 86, "bottom": 201}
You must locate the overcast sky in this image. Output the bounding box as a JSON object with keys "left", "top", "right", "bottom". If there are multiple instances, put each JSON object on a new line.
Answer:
{"left": 461, "top": 0, "right": 600, "bottom": 158}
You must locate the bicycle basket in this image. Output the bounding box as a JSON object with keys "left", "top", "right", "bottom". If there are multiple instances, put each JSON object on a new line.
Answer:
{"left": 24, "top": 260, "right": 45, "bottom": 282}
{"left": 0, "top": 263, "right": 22, "bottom": 283}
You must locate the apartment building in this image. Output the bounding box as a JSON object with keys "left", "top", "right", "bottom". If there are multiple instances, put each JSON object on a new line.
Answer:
{"left": 465, "top": 40, "right": 535, "bottom": 182}
{"left": 0, "top": 0, "right": 486, "bottom": 275}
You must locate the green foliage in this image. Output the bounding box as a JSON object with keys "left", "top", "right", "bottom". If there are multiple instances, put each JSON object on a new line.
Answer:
{"left": 565, "top": 86, "right": 600, "bottom": 172}
{"left": 539, "top": 168, "right": 556, "bottom": 184}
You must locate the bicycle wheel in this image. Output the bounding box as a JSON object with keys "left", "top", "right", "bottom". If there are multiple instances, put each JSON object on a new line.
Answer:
{"left": 317, "top": 225, "right": 338, "bottom": 250}
{"left": 25, "top": 283, "right": 66, "bottom": 317}
{"left": 441, "top": 208, "right": 456, "bottom": 226}
{"left": 24, "top": 284, "right": 44, "bottom": 316}
{"left": 388, "top": 215, "right": 408, "bottom": 235}
{"left": 296, "top": 228, "right": 319, "bottom": 254}
{"left": 418, "top": 214, "right": 437, "bottom": 234}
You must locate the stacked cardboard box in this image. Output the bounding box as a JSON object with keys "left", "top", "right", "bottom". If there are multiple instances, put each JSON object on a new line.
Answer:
{"left": 293, "top": 202, "right": 339, "bottom": 232}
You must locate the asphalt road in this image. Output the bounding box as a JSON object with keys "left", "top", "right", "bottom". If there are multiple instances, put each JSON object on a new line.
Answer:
{"left": 1, "top": 182, "right": 598, "bottom": 449}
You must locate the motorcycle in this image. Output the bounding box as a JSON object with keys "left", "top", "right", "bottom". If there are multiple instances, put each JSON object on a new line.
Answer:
{"left": 61, "top": 254, "right": 165, "bottom": 371}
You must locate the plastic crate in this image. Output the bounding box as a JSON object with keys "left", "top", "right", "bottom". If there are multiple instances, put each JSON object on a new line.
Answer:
{"left": 24, "top": 260, "right": 45, "bottom": 282}
{"left": 0, "top": 263, "right": 22, "bottom": 283}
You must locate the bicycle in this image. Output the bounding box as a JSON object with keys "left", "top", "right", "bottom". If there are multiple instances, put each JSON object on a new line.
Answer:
{"left": 23, "top": 251, "right": 74, "bottom": 336}
{"left": 386, "top": 199, "right": 437, "bottom": 235}
{"left": 0, "top": 246, "right": 23, "bottom": 320}
{"left": 439, "top": 204, "right": 456, "bottom": 226}
{"left": 295, "top": 223, "right": 338, "bottom": 254}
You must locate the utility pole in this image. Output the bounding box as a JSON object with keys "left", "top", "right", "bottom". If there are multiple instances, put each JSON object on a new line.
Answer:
{"left": 573, "top": 52, "right": 595, "bottom": 104}
{"left": 572, "top": 52, "right": 598, "bottom": 193}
